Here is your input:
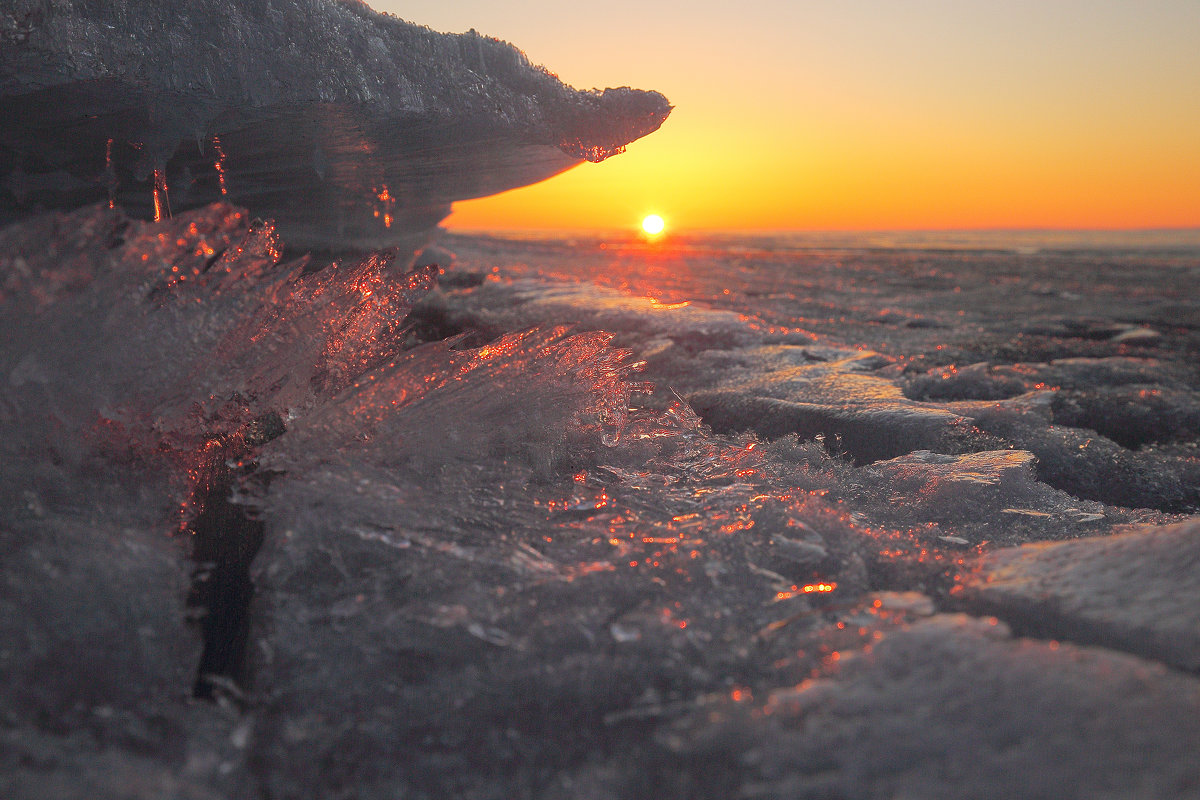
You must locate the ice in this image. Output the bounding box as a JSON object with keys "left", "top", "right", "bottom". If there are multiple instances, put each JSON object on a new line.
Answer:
{"left": 1, "top": 0, "right": 671, "bottom": 253}
{"left": 417, "top": 276, "right": 779, "bottom": 351}
{"left": 425, "top": 236, "right": 1200, "bottom": 514}
{"left": 414, "top": 275, "right": 971, "bottom": 463}
{"left": 963, "top": 395, "right": 1200, "bottom": 512}
{"left": 4, "top": 11, "right": 1200, "bottom": 790}
{"left": 4, "top": 202, "right": 1199, "bottom": 798}
{"left": 686, "top": 350, "right": 968, "bottom": 464}
{"left": 0, "top": 203, "right": 437, "bottom": 454}
{"left": 260, "top": 326, "right": 647, "bottom": 478}
{"left": 861, "top": 449, "right": 1112, "bottom": 541}
{"left": 729, "top": 614, "right": 1200, "bottom": 800}
{"left": 957, "top": 519, "right": 1200, "bottom": 670}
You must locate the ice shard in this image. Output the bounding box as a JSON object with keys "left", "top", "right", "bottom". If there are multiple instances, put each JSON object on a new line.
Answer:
{"left": 0, "top": 0, "right": 671, "bottom": 253}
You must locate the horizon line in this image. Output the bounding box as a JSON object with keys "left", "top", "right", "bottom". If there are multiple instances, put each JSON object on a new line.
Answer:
{"left": 441, "top": 224, "right": 1200, "bottom": 236}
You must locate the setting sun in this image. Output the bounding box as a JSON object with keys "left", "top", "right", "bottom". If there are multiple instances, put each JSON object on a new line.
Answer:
{"left": 641, "top": 214, "right": 665, "bottom": 235}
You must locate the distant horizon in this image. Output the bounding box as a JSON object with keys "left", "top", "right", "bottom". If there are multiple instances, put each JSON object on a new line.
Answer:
{"left": 443, "top": 223, "right": 1200, "bottom": 234}
{"left": 439, "top": 225, "right": 1200, "bottom": 253}
{"left": 442, "top": 223, "right": 1200, "bottom": 239}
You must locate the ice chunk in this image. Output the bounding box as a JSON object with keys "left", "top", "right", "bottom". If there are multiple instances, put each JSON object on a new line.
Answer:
{"left": 1051, "top": 384, "right": 1200, "bottom": 449}
{"left": 260, "top": 326, "right": 647, "bottom": 478}
{"left": 735, "top": 615, "right": 1200, "bottom": 799}
{"left": 0, "top": 203, "right": 438, "bottom": 446}
{"left": 417, "top": 277, "right": 769, "bottom": 351}
{"left": 1, "top": 0, "right": 671, "bottom": 253}
{"left": 688, "top": 350, "right": 966, "bottom": 464}
{"left": 958, "top": 519, "right": 1200, "bottom": 670}
{"left": 965, "top": 397, "right": 1200, "bottom": 512}
{"left": 865, "top": 450, "right": 1106, "bottom": 534}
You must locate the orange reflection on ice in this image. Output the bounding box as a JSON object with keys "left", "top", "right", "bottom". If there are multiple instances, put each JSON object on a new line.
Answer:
{"left": 775, "top": 581, "right": 837, "bottom": 601}
{"left": 719, "top": 518, "right": 754, "bottom": 534}
{"left": 152, "top": 168, "right": 169, "bottom": 222}
{"left": 212, "top": 136, "right": 228, "bottom": 196}
{"left": 646, "top": 297, "right": 690, "bottom": 310}
{"left": 544, "top": 490, "right": 611, "bottom": 513}
{"left": 373, "top": 184, "right": 395, "bottom": 228}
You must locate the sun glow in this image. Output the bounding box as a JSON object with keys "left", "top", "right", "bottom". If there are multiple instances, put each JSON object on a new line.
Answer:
{"left": 641, "top": 214, "right": 665, "bottom": 235}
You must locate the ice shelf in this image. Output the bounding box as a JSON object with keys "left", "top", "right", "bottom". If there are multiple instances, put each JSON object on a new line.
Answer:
{"left": 0, "top": 0, "right": 671, "bottom": 253}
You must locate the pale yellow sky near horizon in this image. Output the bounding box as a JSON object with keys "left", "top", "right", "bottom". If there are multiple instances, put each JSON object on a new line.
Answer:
{"left": 373, "top": 0, "right": 1200, "bottom": 232}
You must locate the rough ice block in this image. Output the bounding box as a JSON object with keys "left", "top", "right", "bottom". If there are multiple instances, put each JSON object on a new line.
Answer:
{"left": 0, "top": 0, "right": 671, "bottom": 253}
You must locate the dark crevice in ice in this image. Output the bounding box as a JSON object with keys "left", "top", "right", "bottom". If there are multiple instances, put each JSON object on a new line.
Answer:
{"left": 105, "top": 217, "right": 130, "bottom": 249}
{"left": 968, "top": 420, "right": 1200, "bottom": 514}
{"left": 863, "top": 549, "right": 965, "bottom": 605}
{"left": 201, "top": 247, "right": 227, "bottom": 274}
{"left": 186, "top": 411, "right": 285, "bottom": 702}
{"left": 402, "top": 295, "right": 489, "bottom": 350}
{"left": 687, "top": 395, "right": 973, "bottom": 467}
{"left": 901, "top": 373, "right": 1030, "bottom": 402}
{"left": 188, "top": 467, "right": 264, "bottom": 701}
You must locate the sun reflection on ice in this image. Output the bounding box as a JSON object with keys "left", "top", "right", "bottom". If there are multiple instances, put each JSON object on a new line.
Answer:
{"left": 373, "top": 185, "right": 395, "bottom": 228}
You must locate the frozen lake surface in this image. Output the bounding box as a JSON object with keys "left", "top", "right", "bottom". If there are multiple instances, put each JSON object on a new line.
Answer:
{"left": 3, "top": 1, "right": 1199, "bottom": 797}
{"left": 2, "top": 206, "right": 1198, "bottom": 798}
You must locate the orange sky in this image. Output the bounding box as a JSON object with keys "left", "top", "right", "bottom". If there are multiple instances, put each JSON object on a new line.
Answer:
{"left": 375, "top": 1, "right": 1200, "bottom": 232}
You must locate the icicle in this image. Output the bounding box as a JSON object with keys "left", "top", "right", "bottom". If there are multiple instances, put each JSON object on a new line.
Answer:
{"left": 104, "top": 138, "right": 116, "bottom": 209}
{"left": 152, "top": 167, "right": 171, "bottom": 222}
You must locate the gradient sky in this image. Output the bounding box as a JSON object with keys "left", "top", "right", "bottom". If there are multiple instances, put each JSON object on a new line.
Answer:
{"left": 373, "top": 0, "right": 1200, "bottom": 232}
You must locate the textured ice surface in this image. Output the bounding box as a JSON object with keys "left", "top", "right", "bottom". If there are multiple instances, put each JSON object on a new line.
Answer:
{"left": 959, "top": 519, "right": 1200, "bottom": 670}
{"left": 3, "top": 210, "right": 1199, "bottom": 797}
{"left": 0, "top": 203, "right": 435, "bottom": 450}
{"left": 729, "top": 615, "right": 1200, "bottom": 800}
{"left": 861, "top": 449, "right": 1112, "bottom": 541}
{"left": 416, "top": 276, "right": 972, "bottom": 463}
{"left": 426, "top": 233, "right": 1200, "bottom": 513}
{"left": 0, "top": 202, "right": 444, "bottom": 793}
{"left": 0, "top": 0, "right": 671, "bottom": 252}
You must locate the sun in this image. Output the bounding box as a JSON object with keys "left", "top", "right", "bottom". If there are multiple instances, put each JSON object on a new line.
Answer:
{"left": 641, "top": 214, "right": 665, "bottom": 235}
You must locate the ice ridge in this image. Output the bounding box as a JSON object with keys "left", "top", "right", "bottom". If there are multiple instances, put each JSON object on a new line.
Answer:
{"left": 0, "top": 0, "right": 671, "bottom": 251}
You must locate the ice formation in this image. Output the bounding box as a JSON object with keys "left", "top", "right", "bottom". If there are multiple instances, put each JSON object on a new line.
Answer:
{"left": 958, "top": 519, "right": 1200, "bottom": 670}
{"left": 5, "top": 201, "right": 1199, "bottom": 798}
{"left": 0, "top": 0, "right": 671, "bottom": 252}
{"left": 3, "top": 3, "right": 1200, "bottom": 799}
